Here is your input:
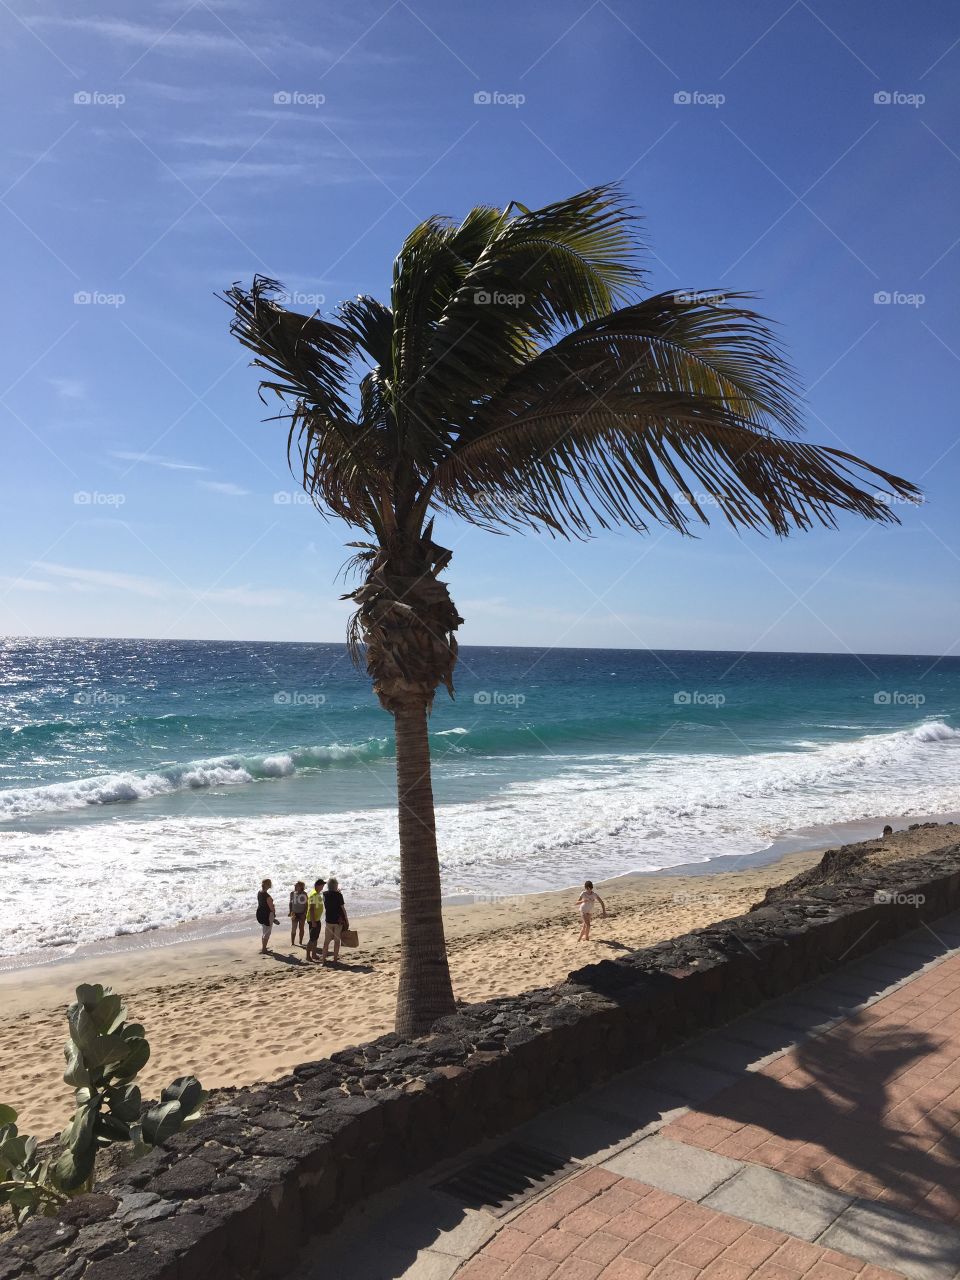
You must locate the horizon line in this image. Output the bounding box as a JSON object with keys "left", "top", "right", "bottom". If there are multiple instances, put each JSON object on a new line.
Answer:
{"left": 1, "top": 633, "right": 957, "bottom": 662}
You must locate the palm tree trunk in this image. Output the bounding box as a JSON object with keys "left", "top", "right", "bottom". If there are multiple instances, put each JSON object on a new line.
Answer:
{"left": 394, "top": 700, "right": 456, "bottom": 1037}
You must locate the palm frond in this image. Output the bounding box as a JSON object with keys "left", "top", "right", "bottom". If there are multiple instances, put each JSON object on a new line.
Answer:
{"left": 407, "top": 185, "right": 646, "bottom": 436}
{"left": 221, "top": 275, "right": 356, "bottom": 419}
{"left": 429, "top": 289, "right": 919, "bottom": 537}
{"left": 336, "top": 295, "right": 395, "bottom": 370}
{"left": 434, "top": 403, "right": 918, "bottom": 537}
{"left": 285, "top": 408, "right": 383, "bottom": 530}
{"left": 465, "top": 292, "right": 804, "bottom": 442}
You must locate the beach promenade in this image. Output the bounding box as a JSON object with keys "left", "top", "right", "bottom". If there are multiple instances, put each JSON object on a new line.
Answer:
{"left": 308, "top": 911, "right": 960, "bottom": 1280}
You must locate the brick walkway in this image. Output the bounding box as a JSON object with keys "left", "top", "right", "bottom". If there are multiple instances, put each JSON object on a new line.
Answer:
{"left": 457, "top": 1168, "right": 899, "bottom": 1280}
{"left": 307, "top": 915, "right": 960, "bottom": 1280}
{"left": 663, "top": 952, "right": 960, "bottom": 1225}
{"left": 444, "top": 919, "right": 960, "bottom": 1280}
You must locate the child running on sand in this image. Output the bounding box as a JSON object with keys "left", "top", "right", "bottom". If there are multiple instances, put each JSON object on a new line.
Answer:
{"left": 576, "top": 880, "right": 606, "bottom": 941}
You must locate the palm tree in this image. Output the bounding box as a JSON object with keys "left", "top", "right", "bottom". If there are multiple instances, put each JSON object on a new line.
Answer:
{"left": 223, "top": 184, "right": 918, "bottom": 1038}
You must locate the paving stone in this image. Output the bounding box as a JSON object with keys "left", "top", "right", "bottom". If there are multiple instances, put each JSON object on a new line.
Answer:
{"left": 402, "top": 1251, "right": 463, "bottom": 1280}
{"left": 842, "top": 957, "right": 931, "bottom": 984}
{"left": 585, "top": 1073, "right": 691, "bottom": 1124}
{"left": 427, "top": 1214, "right": 497, "bottom": 1260}
{"left": 922, "top": 923, "right": 960, "bottom": 945}
{"left": 514, "top": 1098, "right": 674, "bottom": 1164}
{"left": 703, "top": 1165, "right": 852, "bottom": 1241}
{"left": 677, "top": 1037, "right": 771, "bottom": 1076}
{"left": 602, "top": 1136, "right": 743, "bottom": 1201}
{"left": 754, "top": 1003, "right": 842, "bottom": 1036}
{"left": 375, "top": 1193, "right": 497, "bottom": 1259}
{"left": 318, "top": 1239, "right": 440, "bottom": 1280}
{"left": 888, "top": 940, "right": 950, "bottom": 961}
{"left": 777, "top": 990, "right": 860, "bottom": 1016}
{"left": 717, "top": 1018, "right": 802, "bottom": 1056}
{"left": 810, "top": 976, "right": 897, "bottom": 1005}
{"left": 819, "top": 1200, "right": 960, "bottom": 1280}
{"left": 633, "top": 1059, "right": 741, "bottom": 1104}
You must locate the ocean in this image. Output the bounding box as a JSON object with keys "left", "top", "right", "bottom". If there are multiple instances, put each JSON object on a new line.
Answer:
{"left": 2, "top": 636, "right": 960, "bottom": 960}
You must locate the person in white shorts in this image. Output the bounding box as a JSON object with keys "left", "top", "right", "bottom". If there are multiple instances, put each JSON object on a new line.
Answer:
{"left": 322, "top": 877, "right": 349, "bottom": 964}
{"left": 576, "top": 880, "right": 607, "bottom": 942}
{"left": 289, "top": 880, "right": 308, "bottom": 946}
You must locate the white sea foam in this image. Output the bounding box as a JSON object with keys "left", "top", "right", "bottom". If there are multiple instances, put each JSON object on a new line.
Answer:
{"left": 0, "top": 741, "right": 391, "bottom": 819}
{"left": 2, "top": 720, "right": 959, "bottom": 958}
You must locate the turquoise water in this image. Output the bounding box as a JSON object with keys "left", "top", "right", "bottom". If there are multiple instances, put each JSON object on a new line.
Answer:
{"left": 2, "top": 637, "right": 960, "bottom": 956}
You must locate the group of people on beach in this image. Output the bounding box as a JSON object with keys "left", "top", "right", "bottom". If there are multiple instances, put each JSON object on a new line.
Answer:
{"left": 256, "top": 876, "right": 351, "bottom": 964}
{"left": 256, "top": 876, "right": 606, "bottom": 959}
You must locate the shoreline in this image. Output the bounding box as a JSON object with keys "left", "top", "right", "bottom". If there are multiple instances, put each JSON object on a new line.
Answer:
{"left": 0, "top": 845, "right": 826, "bottom": 1016}
{"left": 0, "top": 845, "right": 823, "bottom": 1138}
{"left": 3, "top": 804, "right": 957, "bottom": 978}
{"left": 3, "top": 818, "right": 958, "bottom": 1139}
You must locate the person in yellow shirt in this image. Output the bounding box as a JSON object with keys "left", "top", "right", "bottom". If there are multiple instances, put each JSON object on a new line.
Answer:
{"left": 305, "top": 878, "right": 325, "bottom": 962}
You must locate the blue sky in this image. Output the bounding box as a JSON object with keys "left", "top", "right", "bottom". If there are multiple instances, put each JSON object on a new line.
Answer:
{"left": 1, "top": 0, "right": 958, "bottom": 654}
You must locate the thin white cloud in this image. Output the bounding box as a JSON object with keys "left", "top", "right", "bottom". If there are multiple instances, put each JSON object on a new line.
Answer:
{"left": 48, "top": 377, "right": 86, "bottom": 401}
{"left": 244, "top": 108, "right": 340, "bottom": 125}
{"left": 201, "top": 585, "right": 299, "bottom": 608}
{"left": 171, "top": 160, "right": 312, "bottom": 183}
{"left": 111, "top": 451, "right": 206, "bottom": 472}
{"left": 155, "top": 0, "right": 255, "bottom": 10}
{"left": 35, "top": 562, "right": 169, "bottom": 599}
{"left": 29, "top": 15, "right": 336, "bottom": 60}
{"left": 199, "top": 480, "right": 250, "bottom": 496}
{"left": 24, "top": 563, "right": 301, "bottom": 610}
{"left": 132, "top": 79, "right": 219, "bottom": 104}
{"left": 0, "top": 575, "right": 56, "bottom": 593}
{"left": 171, "top": 131, "right": 343, "bottom": 151}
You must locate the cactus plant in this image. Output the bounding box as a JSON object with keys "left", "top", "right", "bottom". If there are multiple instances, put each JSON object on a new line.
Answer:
{"left": 0, "top": 1107, "right": 60, "bottom": 1223}
{"left": 0, "top": 984, "right": 204, "bottom": 1224}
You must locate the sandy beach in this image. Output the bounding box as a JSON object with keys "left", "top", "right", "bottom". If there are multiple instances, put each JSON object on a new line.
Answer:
{"left": 1, "top": 824, "right": 953, "bottom": 1139}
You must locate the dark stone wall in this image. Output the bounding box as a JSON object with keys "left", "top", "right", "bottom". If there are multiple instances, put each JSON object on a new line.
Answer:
{"left": 4, "top": 842, "right": 959, "bottom": 1280}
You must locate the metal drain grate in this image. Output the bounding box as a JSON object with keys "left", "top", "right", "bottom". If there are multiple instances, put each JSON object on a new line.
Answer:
{"left": 434, "top": 1141, "right": 576, "bottom": 1216}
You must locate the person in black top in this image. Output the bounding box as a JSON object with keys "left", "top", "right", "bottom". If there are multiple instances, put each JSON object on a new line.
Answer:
{"left": 322, "top": 877, "right": 349, "bottom": 964}
{"left": 256, "top": 878, "right": 276, "bottom": 954}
